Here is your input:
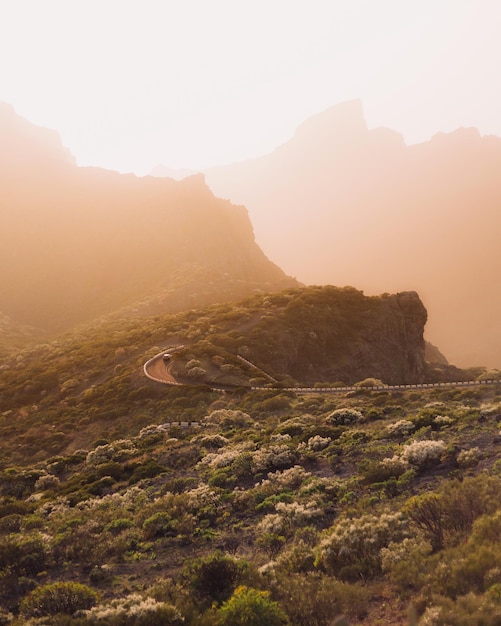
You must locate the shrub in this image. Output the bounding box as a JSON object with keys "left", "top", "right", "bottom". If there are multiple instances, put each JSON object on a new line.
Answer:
{"left": 218, "top": 586, "right": 289, "bottom": 626}
{"left": 404, "top": 474, "right": 501, "bottom": 551}
{"left": 401, "top": 439, "right": 445, "bottom": 469}
{"left": 259, "top": 466, "right": 312, "bottom": 492}
{"left": 325, "top": 408, "right": 363, "bottom": 426}
{"left": 20, "top": 581, "right": 98, "bottom": 617}
{"left": 81, "top": 593, "right": 184, "bottom": 625}
{"left": 317, "top": 512, "right": 408, "bottom": 579}
{"left": 185, "top": 552, "right": 250, "bottom": 605}
{"left": 0, "top": 534, "right": 48, "bottom": 577}
{"left": 272, "top": 572, "right": 368, "bottom": 625}
{"left": 142, "top": 512, "right": 177, "bottom": 539}
{"left": 104, "top": 518, "right": 134, "bottom": 535}
{"left": 403, "top": 493, "right": 446, "bottom": 551}
{"left": 456, "top": 447, "right": 480, "bottom": 469}
{"left": 307, "top": 435, "right": 331, "bottom": 451}
{"left": 251, "top": 445, "right": 298, "bottom": 473}
{"left": 34, "top": 473, "right": 60, "bottom": 491}
{"left": 205, "top": 409, "right": 253, "bottom": 428}
{"left": 386, "top": 420, "right": 415, "bottom": 438}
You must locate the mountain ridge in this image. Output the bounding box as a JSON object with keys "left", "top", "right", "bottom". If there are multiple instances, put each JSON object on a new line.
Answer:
{"left": 0, "top": 103, "right": 297, "bottom": 339}
{"left": 202, "top": 101, "right": 501, "bottom": 368}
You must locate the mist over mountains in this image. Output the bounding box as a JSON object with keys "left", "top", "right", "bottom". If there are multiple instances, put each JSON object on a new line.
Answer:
{"left": 4, "top": 100, "right": 500, "bottom": 371}
{"left": 204, "top": 100, "right": 501, "bottom": 368}
{"left": 0, "top": 103, "right": 295, "bottom": 341}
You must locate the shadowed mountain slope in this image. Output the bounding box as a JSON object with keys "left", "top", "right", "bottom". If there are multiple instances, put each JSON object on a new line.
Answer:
{"left": 0, "top": 103, "right": 296, "bottom": 338}
{"left": 204, "top": 100, "right": 501, "bottom": 368}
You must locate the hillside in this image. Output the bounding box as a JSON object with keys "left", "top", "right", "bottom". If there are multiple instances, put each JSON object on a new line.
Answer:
{"left": 160, "top": 286, "right": 429, "bottom": 388}
{"left": 203, "top": 100, "right": 501, "bottom": 369}
{"left": 0, "top": 103, "right": 296, "bottom": 342}
{"left": 1, "top": 285, "right": 501, "bottom": 623}
{"left": 0, "top": 285, "right": 430, "bottom": 465}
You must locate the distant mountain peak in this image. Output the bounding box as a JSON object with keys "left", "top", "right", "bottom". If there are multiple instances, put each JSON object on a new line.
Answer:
{"left": 293, "top": 99, "right": 368, "bottom": 142}
{"left": 0, "top": 101, "right": 76, "bottom": 167}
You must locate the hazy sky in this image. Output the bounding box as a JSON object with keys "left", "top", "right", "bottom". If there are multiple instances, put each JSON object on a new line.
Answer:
{"left": 1, "top": 0, "right": 500, "bottom": 174}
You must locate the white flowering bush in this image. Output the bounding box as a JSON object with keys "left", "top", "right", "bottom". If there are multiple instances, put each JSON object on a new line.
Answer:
{"left": 257, "top": 501, "right": 321, "bottom": 539}
{"left": 34, "top": 473, "right": 60, "bottom": 491}
{"left": 457, "top": 447, "right": 480, "bottom": 468}
{"left": 380, "top": 537, "right": 432, "bottom": 573}
{"left": 270, "top": 433, "right": 292, "bottom": 443}
{"left": 480, "top": 402, "right": 501, "bottom": 417}
{"left": 257, "top": 513, "right": 285, "bottom": 536}
{"left": 186, "top": 484, "right": 221, "bottom": 510}
{"left": 259, "top": 466, "right": 312, "bottom": 493}
{"left": 378, "top": 455, "right": 410, "bottom": 476}
{"left": 204, "top": 409, "right": 253, "bottom": 428}
{"left": 86, "top": 439, "right": 137, "bottom": 465}
{"left": 307, "top": 435, "right": 332, "bottom": 451}
{"left": 401, "top": 440, "right": 445, "bottom": 468}
{"left": 378, "top": 439, "right": 446, "bottom": 476}
{"left": 275, "top": 501, "right": 322, "bottom": 526}
{"left": 197, "top": 444, "right": 251, "bottom": 470}
{"left": 318, "top": 512, "right": 408, "bottom": 578}
{"left": 80, "top": 593, "right": 184, "bottom": 624}
{"left": 418, "top": 606, "right": 443, "bottom": 625}
{"left": 251, "top": 444, "right": 298, "bottom": 473}
{"left": 326, "top": 408, "right": 363, "bottom": 425}
{"left": 433, "top": 415, "right": 454, "bottom": 428}
{"left": 198, "top": 434, "right": 229, "bottom": 448}
{"left": 386, "top": 420, "right": 415, "bottom": 438}
{"left": 72, "top": 486, "right": 147, "bottom": 515}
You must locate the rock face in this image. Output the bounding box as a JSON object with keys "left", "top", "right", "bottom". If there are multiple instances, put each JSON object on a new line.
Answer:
{"left": 204, "top": 100, "right": 501, "bottom": 368}
{"left": 0, "top": 103, "right": 297, "bottom": 334}
{"left": 347, "top": 290, "right": 428, "bottom": 385}
{"left": 238, "top": 286, "right": 428, "bottom": 385}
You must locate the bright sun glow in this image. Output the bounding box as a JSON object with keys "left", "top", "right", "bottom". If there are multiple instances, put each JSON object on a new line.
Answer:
{"left": 1, "top": 0, "right": 500, "bottom": 174}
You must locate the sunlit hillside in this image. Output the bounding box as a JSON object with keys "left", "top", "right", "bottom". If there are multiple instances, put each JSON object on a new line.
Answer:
{"left": 1, "top": 284, "right": 501, "bottom": 624}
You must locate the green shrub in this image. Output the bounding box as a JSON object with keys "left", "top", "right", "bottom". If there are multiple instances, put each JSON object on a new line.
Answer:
{"left": 186, "top": 552, "right": 250, "bottom": 605}
{"left": 20, "top": 581, "right": 98, "bottom": 617}
{"left": 0, "top": 534, "right": 48, "bottom": 576}
{"left": 317, "top": 512, "right": 408, "bottom": 579}
{"left": 272, "top": 572, "right": 368, "bottom": 625}
{"left": 142, "top": 512, "right": 177, "bottom": 539}
{"left": 104, "top": 518, "right": 134, "bottom": 535}
{"left": 218, "top": 585, "right": 289, "bottom": 626}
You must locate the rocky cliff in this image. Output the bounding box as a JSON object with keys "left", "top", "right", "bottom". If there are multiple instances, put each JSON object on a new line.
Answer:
{"left": 271, "top": 288, "right": 428, "bottom": 385}
{"left": 199, "top": 286, "right": 428, "bottom": 385}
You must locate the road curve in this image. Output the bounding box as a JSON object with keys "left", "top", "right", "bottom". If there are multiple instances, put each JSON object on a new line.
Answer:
{"left": 144, "top": 349, "right": 501, "bottom": 394}
{"left": 144, "top": 351, "right": 182, "bottom": 386}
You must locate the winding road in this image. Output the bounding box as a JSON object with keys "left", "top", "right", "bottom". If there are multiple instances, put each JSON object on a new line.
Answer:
{"left": 144, "top": 348, "right": 501, "bottom": 394}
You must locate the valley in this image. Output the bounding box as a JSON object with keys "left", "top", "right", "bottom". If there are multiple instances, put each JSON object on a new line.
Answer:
{"left": 1, "top": 103, "right": 501, "bottom": 625}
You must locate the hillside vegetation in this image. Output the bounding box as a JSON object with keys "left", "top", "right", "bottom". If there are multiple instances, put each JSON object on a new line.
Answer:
{"left": 0, "top": 285, "right": 429, "bottom": 466}
{"left": 1, "top": 286, "right": 501, "bottom": 623}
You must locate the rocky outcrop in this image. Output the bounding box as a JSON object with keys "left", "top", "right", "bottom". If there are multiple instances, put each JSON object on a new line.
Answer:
{"left": 237, "top": 286, "right": 428, "bottom": 385}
